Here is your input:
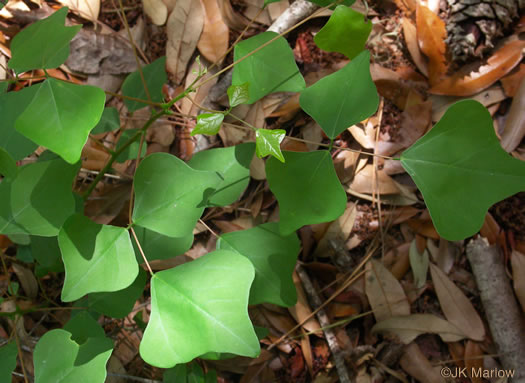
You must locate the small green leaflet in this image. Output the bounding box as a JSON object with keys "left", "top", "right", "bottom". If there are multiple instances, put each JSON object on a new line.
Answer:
{"left": 314, "top": 6, "right": 372, "bottom": 59}
{"left": 0, "top": 147, "right": 17, "bottom": 179}
{"left": 33, "top": 329, "right": 113, "bottom": 383}
{"left": 91, "top": 107, "right": 120, "bottom": 134}
{"left": 232, "top": 32, "right": 305, "bottom": 104}
{"left": 140, "top": 250, "right": 260, "bottom": 367}
{"left": 299, "top": 50, "right": 378, "bottom": 139}
{"left": 191, "top": 113, "right": 224, "bottom": 136}
{"left": 266, "top": 151, "right": 347, "bottom": 235}
{"left": 115, "top": 129, "right": 147, "bottom": 163}
{"left": 218, "top": 222, "right": 300, "bottom": 306}
{"left": 187, "top": 143, "right": 255, "bottom": 206}
{"left": 255, "top": 129, "right": 285, "bottom": 162}
{"left": 0, "top": 157, "right": 79, "bottom": 237}
{"left": 0, "top": 341, "right": 18, "bottom": 382}
{"left": 59, "top": 214, "right": 138, "bottom": 302}
{"left": 227, "top": 83, "right": 250, "bottom": 107}
{"left": 401, "top": 100, "right": 525, "bottom": 241}
{"left": 8, "top": 7, "right": 81, "bottom": 73}
{"left": 16, "top": 78, "right": 105, "bottom": 164}
{"left": 133, "top": 153, "right": 221, "bottom": 238}
{"left": 122, "top": 56, "right": 167, "bottom": 112}
{"left": 132, "top": 225, "right": 193, "bottom": 261}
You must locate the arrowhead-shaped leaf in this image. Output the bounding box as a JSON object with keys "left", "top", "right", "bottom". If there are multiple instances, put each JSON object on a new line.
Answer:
{"left": 132, "top": 225, "right": 193, "bottom": 261}
{"left": 0, "top": 157, "right": 79, "bottom": 236}
{"left": 122, "top": 56, "right": 167, "bottom": 112}
{"left": 140, "top": 250, "right": 260, "bottom": 367}
{"left": 191, "top": 113, "right": 224, "bottom": 136}
{"left": 34, "top": 329, "right": 113, "bottom": 383}
{"left": 299, "top": 50, "right": 378, "bottom": 139}
{"left": 232, "top": 32, "right": 305, "bottom": 104}
{"left": 227, "top": 83, "right": 250, "bottom": 107}
{"left": 0, "top": 147, "right": 17, "bottom": 179}
{"left": 59, "top": 214, "right": 138, "bottom": 302}
{"left": 314, "top": 6, "right": 372, "bottom": 59}
{"left": 16, "top": 78, "right": 105, "bottom": 164}
{"left": 8, "top": 7, "right": 81, "bottom": 73}
{"left": 63, "top": 311, "right": 105, "bottom": 344}
{"left": 188, "top": 143, "right": 255, "bottom": 206}
{"left": 31, "top": 235, "right": 64, "bottom": 275}
{"left": 132, "top": 153, "right": 221, "bottom": 238}
{"left": 217, "top": 222, "right": 300, "bottom": 306}
{"left": 0, "top": 342, "right": 17, "bottom": 382}
{"left": 401, "top": 100, "right": 525, "bottom": 241}
{"left": 91, "top": 107, "right": 120, "bottom": 134}
{"left": 256, "top": 129, "right": 285, "bottom": 162}
{"left": 266, "top": 151, "right": 347, "bottom": 235}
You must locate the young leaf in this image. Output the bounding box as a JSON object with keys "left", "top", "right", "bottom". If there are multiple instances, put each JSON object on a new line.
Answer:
{"left": 188, "top": 143, "right": 255, "bottom": 206}
{"left": 217, "top": 222, "right": 300, "bottom": 306}
{"left": 15, "top": 78, "right": 105, "bottom": 164}
{"left": 299, "top": 50, "right": 378, "bottom": 139}
{"left": 59, "top": 214, "right": 139, "bottom": 302}
{"left": 232, "top": 31, "right": 305, "bottom": 104}
{"left": 115, "top": 129, "right": 147, "bottom": 163}
{"left": 122, "top": 56, "right": 167, "bottom": 112}
{"left": 0, "top": 86, "right": 39, "bottom": 160}
{"left": 227, "top": 83, "right": 250, "bottom": 107}
{"left": 133, "top": 225, "right": 193, "bottom": 261}
{"left": 0, "top": 158, "right": 79, "bottom": 236}
{"left": 409, "top": 240, "right": 429, "bottom": 289}
{"left": 91, "top": 107, "right": 120, "bottom": 134}
{"left": 191, "top": 113, "right": 225, "bottom": 136}
{"left": 133, "top": 153, "right": 221, "bottom": 238}
{"left": 0, "top": 147, "right": 17, "bottom": 179}
{"left": 8, "top": 7, "right": 81, "bottom": 73}
{"left": 255, "top": 129, "right": 285, "bottom": 162}
{"left": 140, "top": 250, "right": 260, "bottom": 367}
{"left": 266, "top": 151, "right": 346, "bottom": 235}
{"left": 401, "top": 100, "right": 525, "bottom": 241}
{"left": 314, "top": 6, "right": 372, "bottom": 60}
{"left": 0, "top": 342, "right": 18, "bottom": 383}
{"left": 33, "top": 329, "right": 113, "bottom": 383}
{"left": 87, "top": 268, "right": 147, "bottom": 319}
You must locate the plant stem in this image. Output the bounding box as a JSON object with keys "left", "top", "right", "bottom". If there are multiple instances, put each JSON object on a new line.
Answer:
{"left": 130, "top": 227, "right": 153, "bottom": 276}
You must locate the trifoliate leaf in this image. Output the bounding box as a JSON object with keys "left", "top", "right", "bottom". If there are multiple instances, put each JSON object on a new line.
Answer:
{"left": 191, "top": 113, "right": 224, "bottom": 136}
{"left": 255, "top": 129, "right": 285, "bottom": 162}
{"left": 227, "top": 83, "right": 250, "bottom": 107}
{"left": 122, "top": 56, "right": 167, "bottom": 112}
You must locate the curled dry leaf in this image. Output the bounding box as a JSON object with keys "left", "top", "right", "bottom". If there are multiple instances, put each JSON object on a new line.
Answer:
{"left": 58, "top": 0, "right": 100, "bottom": 22}
{"left": 500, "top": 63, "right": 525, "bottom": 97}
{"left": 400, "top": 343, "right": 445, "bottom": 383}
{"left": 511, "top": 250, "right": 525, "bottom": 312}
{"left": 143, "top": 0, "right": 168, "bottom": 25}
{"left": 166, "top": 0, "right": 204, "bottom": 84}
{"left": 198, "top": 0, "right": 229, "bottom": 64}
{"left": 500, "top": 78, "right": 525, "bottom": 152}
{"left": 429, "top": 263, "right": 485, "bottom": 341}
{"left": 348, "top": 164, "right": 401, "bottom": 195}
{"left": 416, "top": 4, "right": 447, "bottom": 85}
{"left": 313, "top": 203, "right": 357, "bottom": 258}
{"left": 365, "top": 259, "right": 411, "bottom": 322}
{"left": 12, "top": 263, "right": 38, "bottom": 299}
{"left": 430, "top": 40, "right": 525, "bottom": 96}
{"left": 372, "top": 313, "right": 467, "bottom": 344}
{"left": 402, "top": 18, "right": 428, "bottom": 77}
{"left": 288, "top": 271, "right": 321, "bottom": 334}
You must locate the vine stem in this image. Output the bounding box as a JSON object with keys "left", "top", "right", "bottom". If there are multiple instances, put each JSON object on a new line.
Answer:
{"left": 198, "top": 219, "right": 219, "bottom": 238}
{"left": 130, "top": 227, "right": 153, "bottom": 276}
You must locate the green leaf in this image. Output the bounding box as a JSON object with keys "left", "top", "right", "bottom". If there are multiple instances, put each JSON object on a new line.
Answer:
{"left": 122, "top": 56, "right": 167, "bottom": 112}
{"left": 92, "top": 107, "right": 120, "bottom": 134}
{"left": 256, "top": 129, "right": 285, "bottom": 162}
{"left": 314, "top": 6, "right": 372, "bottom": 59}
{"left": 227, "top": 83, "right": 250, "bottom": 107}
{"left": 0, "top": 147, "right": 17, "bottom": 179}
{"left": 17, "top": 245, "right": 33, "bottom": 263}
{"left": 232, "top": 32, "right": 305, "bottom": 104}
{"left": 115, "top": 129, "right": 147, "bottom": 163}
{"left": 33, "top": 329, "right": 113, "bottom": 383}
{"left": 0, "top": 86, "right": 39, "bottom": 160}
{"left": 87, "top": 268, "right": 147, "bottom": 318}
{"left": 188, "top": 143, "right": 255, "bottom": 206}
{"left": 299, "top": 50, "right": 378, "bottom": 139}
{"left": 64, "top": 311, "right": 105, "bottom": 344}
{"left": 0, "top": 157, "right": 79, "bottom": 236}
{"left": 263, "top": 0, "right": 282, "bottom": 5}
{"left": 132, "top": 153, "right": 221, "bottom": 238}
{"left": 191, "top": 113, "right": 224, "bottom": 136}
{"left": 308, "top": 0, "right": 355, "bottom": 8}
{"left": 8, "top": 8, "right": 81, "bottom": 73}
{"left": 8, "top": 281, "right": 19, "bottom": 295}
{"left": 266, "top": 151, "right": 346, "bottom": 235}
{"left": 408, "top": 240, "right": 429, "bottom": 288}
{"left": 218, "top": 222, "right": 300, "bottom": 306}
{"left": 0, "top": 341, "right": 18, "bottom": 382}
{"left": 0, "top": 82, "right": 7, "bottom": 93}
{"left": 164, "top": 365, "right": 187, "bottom": 382}
{"left": 31, "top": 235, "right": 64, "bottom": 274}
{"left": 132, "top": 226, "right": 193, "bottom": 261}
{"left": 140, "top": 250, "right": 260, "bottom": 367}
{"left": 16, "top": 78, "right": 105, "bottom": 164}
{"left": 59, "top": 213, "right": 138, "bottom": 302}
{"left": 401, "top": 99, "right": 525, "bottom": 241}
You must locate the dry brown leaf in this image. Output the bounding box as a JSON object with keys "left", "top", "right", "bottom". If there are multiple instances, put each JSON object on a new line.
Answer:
{"left": 429, "top": 263, "right": 485, "bottom": 341}
{"left": 402, "top": 18, "right": 428, "bottom": 77}
{"left": 314, "top": 203, "right": 357, "bottom": 258}
{"left": 288, "top": 270, "right": 321, "bottom": 334}
{"left": 250, "top": 154, "right": 266, "bottom": 180}
{"left": 500, "top": 63, "right": 525, "bottom": 97}
{"left": 334, "top": 150, "right": 361, "bottom": 184}
{"left": 348, "top": 121, "right": 376, "bottom": 149}
{"left": 59, "top": 0, "right": 100, "bottom": 21}
{"left": 12, "top": 263, "right": 38, "bottom": 299}
{"left": 511, "top": 250, "right": 525, "bottom": 312}
{"left": 372, "top": 313, "right": 467, "bottom": 344}
{"left": 365, "top": 259, "right": 411, "bottom": 322}
{"left": 400, "top": 343, "right": 445, "bottom": 383}
{"left": 500, "top": 78, "right": 525, "bottom": 152}
{"left": 416, "top": 4, "right": 447, "bottom": 84}
{"left": 166, "top": 0, "right": 204, "bottom": 84}
{"left": 301, "top": 121, "right": 323, "bottom": 151}
{"left": 430, "top": 40, "right": 525, "bottom": 96}
{"left": 267, "top": 0, "right": 289, "bottom": 21}
{"left": 348, "top": 164, "right": 401, "bottom": 195}
{"left": 198, "top": 0, "right": 229, "bottom": 64}
{"left": 479, "top": 212, "right": 502, "bottom": 245}
{"left": 464, "top": 341, "right": 484, "bottom": 383}
{"left": 143, "top": 0, "right": 168, "bottom": 25}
